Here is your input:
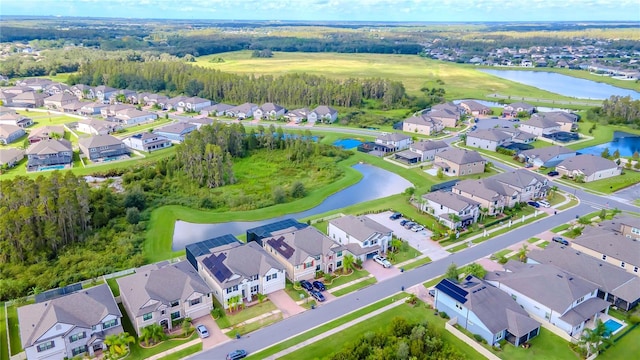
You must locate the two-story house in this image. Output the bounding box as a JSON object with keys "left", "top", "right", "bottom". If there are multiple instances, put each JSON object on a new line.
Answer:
{"left": 43, "top": 93, "right": 77, "bottom": 110}
{"left": 79, "top": 102, "right": 108, "bottom": 116}
{"left": 421, "top": 191, "right": 480, "bottom": 229}
{"left": 123, "top": 132, "right": 172, "bottom": 152}
{"left": 374, "top": 133, "right": 412, "bottom": 153}
{"left": 76, "top": 119, "right": 121, "bottom": 135}
{"left": 0, "top": 124, "right": 25, "bottom": 145}
{"left": 18, "top": 284, "right": 123, "bottom": 360}
{"left": 434, "top": 276, "right": 540, "bottom": 346}
{"left": 113, "top": 109, "right": 158, "bottom": 126}
{"left": 28, "top": 125, "right": 65, "bottom": 144}
{"left": 94, "top": 86, "right": 118, "bottom": 103}
{"left": 196, "top": 241, "right": 285, "bottom": 309}
{"left": 284, "top": 108, "right": 317, "bottom": 124}
{"left": 328, "top": 215, "right": 393, "bottom": 262}
{"left": 530, "top": 112, "right": 579, "bottom": 132}
{"left": 599, "top": 216, "right": 640, "bottom": 241}
{"left": 11, "top": 91, "right": 47, "bottom": 108}
{"left": 78, "top": 135, "right": 129, "bottom": 162}
{"left": 201, "top": 103, "right": 234, "bottom": 117}
{"left": 116, "top": 261, "right": 213, "bottom": 336}
{"left": 402, "top": 114, "right": 443, "bottom": 135}
{"left": 254, "top": 103, "right": 287, "bottom": 120}
{"left": 409, "top": 140, "right": 449, "bottom": 162}
{"left": 465, "top": 129, "right": 514, "bottom": 151}
{"left": 433, "top": 148, "right": 485, "bottom": 176}
{"left": 503, "top": 102, "right": 536, "bottom": 116}
{"left": 572, "top": 227, "right": 640, "bottom": 276}
{"left": 313, "top": 105, "right": 338, "bottom": 123}
{"left": 70, "top": 84, "right": 95, "bottom": 100}
{"left": 486, "top": 262, "right": 610, "bottom": 338}
{"left": 26, "top": 139, "right": 73, "bottom": 172}
{"left": 519, "top": 116, "right": 561, "bottom": 137}
{"left": 154, "top": 123, "right": 197, "bottom": 142}
{"left": 179, "top": 97, "right": 212, "bottom": 112}
{"left": 262, "top": 226, "right": 346, "bottom": 281}
{"left": 452, "top": 178, "right": 507, "bottom": 216}
{"left": 459, "top": 100, "right": 492, "bottom": 116}
{"left": 428, "top": 102, "right": 463, "bottom": 128}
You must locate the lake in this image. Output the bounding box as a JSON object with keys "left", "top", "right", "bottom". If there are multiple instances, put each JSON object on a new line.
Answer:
{"left": 480, "top": 70, "right": 640, "bottom": 100}
{"left": 172, "top": 163, "right": 412, "bottom": 250}
{"left": 578, "top": 132, "right": 640, "bottom": 157}
{"left": 453, "top": 99, "right": 566, "bottom": 112}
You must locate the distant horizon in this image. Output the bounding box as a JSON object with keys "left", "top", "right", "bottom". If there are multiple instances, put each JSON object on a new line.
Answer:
{"left": 1, "top": 0, "right": 639, "bottom": 22}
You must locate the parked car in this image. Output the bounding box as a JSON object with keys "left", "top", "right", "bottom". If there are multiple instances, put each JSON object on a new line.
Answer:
{"left": 527, "top": 201, "right": 540, "bottom": 208}
{"left": 389, "top": 212, "right": 402, "bottom": 220}
{"left": 428, "top": 289, "right": 436, "bottom": 297}
{"left": 373, "top": 254, "right": 392, "bottom": 268}
{"left": 227, "top": 350, "right": 248, "bottom": 360}
{"left": 196, "top": 325, "right": 209, "bottom": 339}
{"left": 525, "top": 163, "right": 533, "bottom": 168}
{"left": 548, "top": 171, "right": 559, "bottom": 177}
{"left": 312, "top": 280, "right": 326, "bottom": 291}
{"left": 403, "top": 221, "right": 415, "bottom": 229}
{"left": 310, "top": 290, "right": 326, "bottom": 302}
{"left": 411, "top": 224, "right": 425, "bottom": 232}
{"left": 471, "top": 125, "right": 477, "bottom": 131}
{"left": 400, "top": 219, "right": 409, "bottom": 226}
{"left": 552, "top": 236, "right": 569, "bottom": 246}
{"left": 299, "top": 280, "right": 314, "bottom": 291}
{"left": 538, "top": 200, "right": 551, "bottom": 208}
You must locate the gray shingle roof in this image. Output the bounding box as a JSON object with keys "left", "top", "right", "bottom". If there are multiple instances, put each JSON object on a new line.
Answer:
{"left": 156, "top": 122, "right": 196, "bottom": 135}
{"left": 532, "top": 111, "right": 578, "bottom": 124}
{"left": 467, "top": 129, "right": 513, "bottom": 142}
{"left": 573, "top": 227, "right": 640, "bottom": 266}
{"left": 404, "top": 114, "right": 441, "bottom": 127}
{"left": 329, "top": 215, "right": 392, "bottom": 242}
{"left": 260, "top": 103, "right": 285, "bottom": 112}
{"left": 454, "top": 178, "right": 503, "bottom": 201}
{"left": 460, "top": 100, "right": 490, "bottom": 112}
{"left": 423, "top": 190, "right": 480, "bottom": 212}
{"left": 557, "top": 154, "right": 619, "bottom": 177}
{"left": 522, "top": 116, "right": 560, "bottom": 129}
{"left": 265, "top": 226, "right": 340, "bottom": 266}
{"left": 313, "top": 105, "right": 337, "bottom": 116}
{"left": 79, "top": 134, "right": 123, "bottom": 148}
{"left": 18, "top": 284, "right": 120, "bottom": 348}
{"left": 0, "top": 124, "right": 22, "bottom": 138}
{"left": 377, "top": 133, "right": 411, "bottom": 142}
{"left": 435, "top": 148, "right": 484, "bottom": 165}
{"left": 491, "top": 169, "right": 547, "bottom": 190}
{"left": 0, "top": 148, "right": 24, "bottom": 165}
{"left": 26, "top": 139, "right": 72, "bottom": 155}
{"left": 520, "top": 145, "right": 576, "bottom": 162}
{"left": 410, "top": 140, "right": 448, "bottom": 152}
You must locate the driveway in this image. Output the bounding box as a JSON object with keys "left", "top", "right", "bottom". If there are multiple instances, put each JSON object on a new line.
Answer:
{"left": 191, "top": 314, "right": 229, "bottom": 350}
{"left": 362, "top": 259, "right": 402, "bottom": 282}
{"left": 267, "top": 290, "right": 305, "bottom": 319}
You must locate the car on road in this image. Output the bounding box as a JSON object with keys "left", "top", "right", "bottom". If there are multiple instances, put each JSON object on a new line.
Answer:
{"left": 552, "top": 236, "right": 569, "bottom": 246}
{"left": 548, "top": 171, "right": 559, "bottom": 177}
{"left": 226, "top": 349, "right": 248, "bottom": 360}
{"left": 471, "top": 125, "right": 477, "bottom": 131}
{"left": 196, "top": 325, "right": 209, "bottom": 338}
{"left": 310, "top": 290, "right": 326, "bottom": 302}
{"left": 299, "top": 280, "right": 314, "bottom": 292}
{"left": 373, "top": 254, "right": 392, "bottom": 268}
{"left": 389, "top": 212, "right": 402, "bottom": 220}
{"left": 411, "top": 224, "right": 425, "bottom": 232}
{"left": 538, "top": 200, "right": 551, "bottom": 208}
{"left": 312, "top": 280, "right": 326, "bottom": 291}
{"left": 527, "top": 201, "right": 540, "bottom": 208}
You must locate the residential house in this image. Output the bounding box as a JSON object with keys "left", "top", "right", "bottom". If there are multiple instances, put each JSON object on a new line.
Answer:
{"left": 486, "top": 262, "right": 610, "bottom": 338}
{"left": 0, "top": 124, "right": 25, "bottom": 144}
{"left": 183, "top": 118, "right": 214, "bottom": 130}
{"left": 117, "top": 261, "right": 213, "bottom": 336}
{"left": 599, "top": 216, "right": 640, "bottom": 241}
{"left": 178, "top": 97, "right": 212, "bottom": 112}
{"left": 421, "top": 191, "right": 480, "bottom": 229}
{"left": 154, "top": 123, "right": 197, "bottom": 142}
{"left": 246, "top": 218, "right": 309, "bottom": 246}
{"left": 196, "top": 241, "right": 286, "bottom": 309}
{"left": 123, "top": 132, "right": 172, "bottom": 152}
{"left": 433, "top": 148, "right": 485, "bottom": 176}
{"left": 428, "top": 103, "right": 463, "bottom": 128}
{"left": 519, "top": 116, "right": 561, "bottom": 137}
{"left": 465, "top": 129, "right": 513, "bottom": 151}
{"left": 108, "top": 89, "right": 137, "bottom": 104}
{"left": 226, "top": 102, "right": 258, "bottom": 119}
{"left": 459, "top": 100, "right": 492, "bottom": 116}
{"left": 61, "top": 101, "right": 86, "bottom": 114}
{"left": 0, "top": 91, "right": 16, "bottom": 106}
{"left": 254, "top": 103, "right": 286, "bottom": 120}
{"left": 94, "top": 86, "right": 118, "bottom": 103}
{"left": 17, "top": 284, "right": 123, "bottom": 360}
{"left": 28, "top": 125, "right": 65, "bottom": 144}
{"left": 374, "top": 133, "right": 412, "bottom": 153}
{"left": 556, "top": 154, "right": 621, "bottom": 182}
{"left": 0, "top": 112, "right": 33, "bottom": 128}
{"left": 452, "top": 178, "right": 507, "bottom": 216}
{"left": 518, "top": 145, "right": 577, "bottom": 168}
{"left": 434, "top": 276, "right": 540, "bottom": 346}
{"left": 0, "top": 148, "right": 25, "bottom": 168}
{"left": 531, "top": 112, "right": 579, "bottom": 132}
{"left": 528, "top": 243, "right": 640, "bottom": 311}
{"left": 572, "top": 227, "right": 640, "bottom": 276}
{"left": 0, "top": 106, "right": 15, "bottom": 116}
{"left": 200, "top": 103, "right": 233, "bottom": 117}
{"left": 140, "top": 93, "right": 169, "bottom": 108}
{"left": 101, "top": 104, "right": 136, "bottom": 118}
{"left": 284, "top": 108, "right": 317, "bottom": 124}
{"left": 78, "top": 135, "right": 129, "bottom": 162}
{"left": 26, "top": 139, "right": 73, "bottom": 172}
{"left": 394, "top": 140, "right": 448, "bottom": 164}
{"left": 44, "top": 82, "right": 71, "bottom": 96}
{"left": 500, "top": 128, "right": 537, "bottom": 145}
{"left": 79, "top": 102, "right": 108, "bottom": 116}
{"left": 262, "top": 226, "right": 345, "bottom": 281}
{"left": 76, "top": 119, "right": 121, "bottom": 135}
{"left": 112, "top": 109, "right": 158, "bottom": 126}
{"left": 402, "top": 114, "right": 444, "bottom": 136}
{"left": 3, "top": 86, "right": 34, "bottom": 95}
{"left": 44, "top": 93, "right": 77, "bottom": 110}
{"left": 313, "top": 105, "right": 338, "bottom": 123}
{"left": 503, "top": 102, "right": 536, "bottom": 116}
{"left": 328, "top": 215, "right": 393, "bottom": 262}
{"left": 17, "top": 78, "right": 53, "bottom": 91}
{"left": 11, "top": 92, "right": 47, "bottom": 108}
{"left": 70, "top": 84, "right": 95, "bottom": 100}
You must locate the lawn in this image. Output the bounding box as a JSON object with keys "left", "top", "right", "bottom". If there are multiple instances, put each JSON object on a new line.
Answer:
{"left": 557, "top": 196, "right": 579, "bottom": 210}
{"left": 156, "top": 343, "right": 202, "bottom": 360}
{"left": 1, "top": 304, "right": 8, "bottom": 360}
{"left": 537, "top": 241, "right": 550, "bottom": 248}
{"left": 326, "top": 269, "right": 371, "bottom": 289}
{"left": 577, "top": 170, "right": 640, "bottom": 193}
{"left": 331, "top": 277, "right": 378, "bottom": 297}
{"left": 527, "top": 237, "right": 540, "bottom": 243}
{"left": 599, "top": 325, "right": 640, "bottom": 360}
{"left": 6, "top": 304, "right": 21, "bottom": 356}
{"left": 227, "top": 313, "right": 283, "bottom": 338}
{"left": 388, "top": 242, "right": 421, "bottom": 264}
{"left": 494, "top": 329, "right": 580, "bottom": 360}
{"left": 401, "top": 256, "right": 433, "bottom": 271}
{"left": 568, "top": 119, "right": 640, "bottom": 151}
{"left": 551, "top": 224, "right": 571, "bottom": 233}
{"left": 283, "top": 279, "right": 307, "bottom": 302}
{"left": 450, "top": 243, "right": 470, "bottom": 253}
{"left": 215, "top": 301, "right": 277, "bottom": 329}
{"left": 493, "top": 249, "right": 512, "bottom": 259}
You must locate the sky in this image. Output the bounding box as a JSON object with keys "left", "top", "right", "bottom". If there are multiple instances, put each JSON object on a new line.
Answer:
{"left": 1, "top": 0, "right": 639, "bottom": 22}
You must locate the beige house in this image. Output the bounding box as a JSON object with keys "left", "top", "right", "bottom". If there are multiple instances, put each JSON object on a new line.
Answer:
{"left": 530, "top": 112, "right": 579, "bottom": 132}
{"left": 556, "top": 154, "right": 621, "bottom": 182}
{"left": 402, "top": 114, "right": 443, "bottom": 135}
{"left": 44, "top": 93, "right": 77, "bottom": 110}
{"left": 433, "top": 148, "right": 485, "bottom": 176}
{"left": 572, "top": 227, "right": 640, "bottom": 276}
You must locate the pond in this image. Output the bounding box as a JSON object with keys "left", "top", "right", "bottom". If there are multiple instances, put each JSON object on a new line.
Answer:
{"left": 453, "top": 99, "right": 567, "bottom": 112}
{"left": 172, "top": 163, "right": 412, "bottom": 250}
{"left": 578, "top": 131, "right": 640, "bottom": 157}
{"left": 479, "top": 70, "right": 640, "bottom": 100}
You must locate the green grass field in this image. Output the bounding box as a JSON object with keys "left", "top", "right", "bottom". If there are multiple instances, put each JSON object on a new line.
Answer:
{"left": 156, "top": 343, "right": 202, "bottom": 360}
{"left": 215, "top": 301, "right": 277, "bottom": 329}
{"left": 595, "top": 325, "right": 639, "bottom": 360}
{"left": 1, "top": 304, "right": 9, "bottom": 360}
{"left": 6, "top": 304, "right": 21, "bottom": 356}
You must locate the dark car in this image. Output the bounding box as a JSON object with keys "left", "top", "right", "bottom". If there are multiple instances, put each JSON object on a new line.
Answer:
{"left": 389, "top": 212, "right": 402, "bottom": 220}
{"left": 527, "top": 201, "right": 540, "bottom": 208}
{"left": 227, "top": 350, "right": 248, "bottom": 360}
{"left": 299, "top": 280, "right": 314, "bottom": 292}
{"left": 400, "top": 219, "right": 409, "bottom": 226}
{"left": 403, "top": 221, "right": 415, "bottom": 229}
{"left": 552, "top": 236, "right": 569, "bottom": 246}
{"left": 471, "top": 126, "right": 477, "bottom": 131}
{"left": 428, "top": 289, "right": 436, "bottom": 297}
{"left": 548, "top": 171, "right": 559, "bottom": 177}
{"left": 311, "top": 290, "right": 326, "bottom": 302}
{"left": 313, "top": 280, "right": 326, "bottom": 291}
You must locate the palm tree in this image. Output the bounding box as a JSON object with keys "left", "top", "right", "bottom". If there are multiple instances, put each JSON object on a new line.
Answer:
{"left": 390, "top": 238, "right": 403, "bottom": 253}
{"left": 479, "top": 207, "right": 489, "bottom": 222}
{"left": 547, "top": 185, "right": 558, "bottom": 201}
{"left": 141, "top": 323, "right": 165, "bottom": 346}
{"left": 105, "top": 332, "right": 135, "bottom": 358}
{"left": 342, "top": 254, "right": 355, "bottom": 274}
{"left": 517, "top": 244, "right": 529, "bottom": 263}
{"left": 181, "top": 318, "right": 193, "bottom": 337}
{"left": 579, "top": 319, "right": 612, "bottom": 358}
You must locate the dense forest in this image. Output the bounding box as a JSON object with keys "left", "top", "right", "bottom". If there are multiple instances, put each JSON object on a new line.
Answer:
{"left": 330, "top": 317, "right": 467, "bottom": 360}
{"left": 68, "top": 60, "right": 408, "bottom": 108}
{"left": 587, "top": 95, "right": 640, "bottom": 128}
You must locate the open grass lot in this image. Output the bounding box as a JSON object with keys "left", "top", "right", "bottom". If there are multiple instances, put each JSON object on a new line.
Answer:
{"left": 6, "top": 304, "right": 21, "bottom": 356}
{"left": 332, "top": 277, "right": 378, "bottom": 297}
{"left": 1, "top": 304, "right": 9, "bottom": 360}
{"left": 577, "top": 170, "right": 640, "bottom": 193}
{"left": 195, "top": 51, "right": 591, "bottom": 104}
{"left": 156, "top": 343, "right": 202, "bottom": 360}
{"left": 215, "top": 301, "right": 277, "bottom": 329}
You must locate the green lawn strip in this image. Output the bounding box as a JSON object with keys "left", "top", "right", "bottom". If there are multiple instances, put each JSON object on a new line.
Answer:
{"left": 551, "top": 224, "right": 571, "bottom": 233}
{"left": 472, "top": 214, "right": 548, "bottom": 244}
{"left": 326, "top": 269, "right": 371, "bottom": 289}
{"left": 156, "top": 343, "right": 203, "bottom": 360}
{"left": 215, "top": 301, "right": 277, "bottom": 329}
{"left": 331, "top": 277, "right": 378, "bottom": 297}
{"left": 537, "top": 241, "right": 550, "bottom": 248}
{"left": 593, "top": 324, "right": 640, "bottom": 360}
{"left": 1, "top": 303, "right": 9, "bottom": 360}
{"left": 527, "top": 237, "right": 540, "bottom": 243}
{"left": 6, "top": 304, "right": 21, "bottom": 356}
{"left": 548, "top": 193, "right": 566, "bottom": 206}
{"left": 557, "top": 197, "right": 579, "bottom": 210}
{"left": 226, "top": 313, "right": 283, "bottom": 338}
{"left": 283, "top": 280, "right": 307, "bottom": 302}
{"left": 575, "top": 170, "right": 640, "bottom": 193}
{"left": 114, "top": 119, "right": 173, "bottom": 137}
{"left": 450, "top": 243, "right": 469, "bottom": 253}
{"left": 245, "top": 296, "right": 403, "bottom": 360}
{"left": 277, "top": 302, "right": 481, "bottom": 360}
{"left": 494, "top": 249, "right": 512, "bottom": 259}
{"left": 106, "top": 277, "right": 121, "bottom": 297}
{"left": 389, "top": 243, "right": 421, "bottom": 264}
{"left": 423, "top": 276, "right": 444, "bottom": 289}
{"left": 81, "top": 279, "right": 105, "bottom": 289}
{"left": 401, "top": 256, "right": 432, "bottom": 271}
{"left": 607, "top": 308, "right": 627, "bottom": 322}
{"left": 457, "top": 142, "right": 523, "bottom": 167}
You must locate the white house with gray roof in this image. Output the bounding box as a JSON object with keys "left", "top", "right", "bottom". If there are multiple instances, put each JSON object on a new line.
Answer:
{"left": 556, "top": 154, "right": 621, "bottom": 182}
{"left": 18, "top": 284, "right": 123, "bottom": 360}
{"left": 402, "top": 114, "right": 444, "bottom": 136}
{"left": 254, "top": 103, "right": 286, "bottom": 120}
{"left": 421, "top": 191, "right": 480, "bottom": 229}
{"left": 518, "top": 145, "right": 577, "bottom": 168}
{"left": 374, "top": 133, "right": 412, "bottom": 152}
{"left": 435, "top": 276, "right": 540, "bottom": 346}
{"left": 519, "top": 116, "right": 561, "bottom": 137}
{"left": 486, "top": 262, "right": 610, "bottom": 338}
{"left": 531, "top": 112, "right": 579, "bottom": 132}
{"left": 465, "top": 129, "right": 514, "bottom": 151}
{"left": 116, "top": 261, "right": 213, "bottom": 336}
{"left": 197, "top": 241, "right": 285, "bottom": 309}
{"left": 226, "top": 102, "right": 259, "bottom": 119}
{"left": 0, "top": 148, "right": 24, "bottom": 168}
{"left": 503, "top": 102, "right": 535, "bottom": 116}
{"left": 572, "top": 227, "right": 640, "bottom": 277}
{"left": 76, "top": 119, "right": 121, "bottom": 135}
{"left": 262, "top": 226, "right": 346, "bottom": 281}
{"left": 312, "top": 105, "right": 338, "bottom": 123}
{"left": 409, "top": 140, "right": 449, "bottom": 161}
{"left": 328, "top": 215, "right": 393, "bottom": 262}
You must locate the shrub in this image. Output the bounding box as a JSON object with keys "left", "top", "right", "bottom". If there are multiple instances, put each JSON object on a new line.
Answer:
{"left": 439, "top": 311, "right": 449, "bottom": 319}
{"left": 628, "top": 315, "right": 640, "bottom": 325}
{"left": 497, "top": 256, "right": 508, "bottom": 265}
{"left": 473, "top": 334, "right": 487, "bottom": 344}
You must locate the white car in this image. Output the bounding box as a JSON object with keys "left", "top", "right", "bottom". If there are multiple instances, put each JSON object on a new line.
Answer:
{"left": 537, "top": 200, "right": 551, "bottom": 208}
{"left": 373, "top": 255, "right": 392, "bottom": 268}
{"left": 196, "top": 325, "right": 209, "bottom": 338}
{"left": 411, "top": 225, "right": 425, "bottom": 232}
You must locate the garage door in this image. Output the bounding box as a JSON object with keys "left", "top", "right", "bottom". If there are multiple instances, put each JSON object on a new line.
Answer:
{"left": 366, "top": 251, "right": 379, "bottom": 259}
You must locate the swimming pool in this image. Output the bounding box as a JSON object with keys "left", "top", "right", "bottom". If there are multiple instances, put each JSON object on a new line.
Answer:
{"left": 39, "top": 165, "right": 65, "bottom": 171}
{"left": 333, "top": 138, "right": 362, "bottom": 149}
{"left": 603, "top": 319, "right": 623, "bottom": 337}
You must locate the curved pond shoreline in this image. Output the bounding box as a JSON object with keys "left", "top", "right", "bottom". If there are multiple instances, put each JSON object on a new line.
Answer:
{"left": 171, "top": 163, "right": 412, "bottom": 250}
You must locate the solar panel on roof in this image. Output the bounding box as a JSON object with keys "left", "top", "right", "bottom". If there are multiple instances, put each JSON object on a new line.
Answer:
{"left": 435, "top": 279, "right": 468, "bottom": 304}
{"left": 266, "top": 236, "right": 295, "bottom": 259}
{"left": 202, "top": 253, "right": 233, "bottom": 282}
{"left": 185, "top": 234, "right": 241, "bottom": 270}
{"left": 246, "top": 218, "right": 308, "bottom": 244}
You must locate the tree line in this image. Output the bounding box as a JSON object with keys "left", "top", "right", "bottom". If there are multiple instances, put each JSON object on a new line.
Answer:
{"left": 68, "top": 59, "right": 407, "bottom": 108}
{"left": 587, "top": 95, "right": 640, "bottom": 128}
